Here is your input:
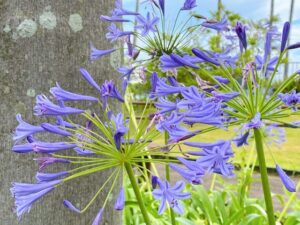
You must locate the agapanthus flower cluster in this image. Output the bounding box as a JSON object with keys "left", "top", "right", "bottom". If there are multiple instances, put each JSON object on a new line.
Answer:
{"left": 10, "top": 1, "right": 300, "bottom": 224}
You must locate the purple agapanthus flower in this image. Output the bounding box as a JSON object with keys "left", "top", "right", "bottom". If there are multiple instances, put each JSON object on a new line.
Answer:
{"left": 13, "top": 114, "right": 45, "bottom": 143}
{"left": 106, "top": 24, "right": 133, "bottom": 42}
{"left": 156, "top": 112, "right": 195, "bottom": 143}
{"left": 90, "top": 43, "right": 116, "bottom": 61}
{"left": 63, "top": 199, "right": 81, "bottom": 213}
{"left": 100, "top": 15, "right": 130, "bottom": 23}
{"left": 169, "top": 157, "right": 205, "bottom": 184}
{"left": 11, "top": 180, "right": 61, "bottom": 218}
{"left": 117, "top": 66, "right": 135, "bottom": 80}
{"left": 150, "top": 76, "right": 187, "bottom": 99}
{"left": 278, "top": 90, "right": 300, "bottom": 109}
{"left": 79, "top": 68, "right": 102, "bottom": 92}
{"left": 50, "top": 83, "right": 98, "bottom": 102}
{"left": 245, "top": 113, "right": 262, "bottom": 129}
{"left": 152, "top": 178, "right": 191, "bottom": 215}
{"left": 158, "top": 0, "right": 165, "bottom": 15}
{"left": 214, "top": 76, "right": 229, "bottom": 84}
{"left": 235, "top": 22, "right": 247, "bottom": 50}
{"left": 92, "top": 208, "right": 104, "bottom": 225}
{"left": 159, "top": 53, "right": 201, "bottom": 71}
{"left": 113, "top": 0, "right": 139, "bottom": 16}
{"left": 211, "top": 91, "right": 240, "bottom": 102}
{"left": 276, "top": 164, "right": 296, "bottom": 192}
{"left": 202, "top": 17, "right": 228, "bottom": 32}
{"left": 281, "top": 22, "right": 290, "bottom": 52}
{"left": 181, "top": 0, "right": 197, "bottom": 10}
{"left": 114, "top": 187, "right": 125, "bottom": 210}
{"left": 34, "top": 95, "right": 84, "bottom": 116}
{"left": 233, "top": 131, "right": 250, "bottom": 147}
{"left": 135, "top": 12, "right": 159, "bottom": 36}
{"left": 185, "top": 140, "right": 234, "bottom": 177}
{"left": 205, "top": 49, "right": 238, "bottom": 67}
{"left": 100, "top": 80, "right": 124, "bottom": 109}
{"left": 192, "top": 48, "right": 220, "bottom": 65}
{"left": 36, "top": 171, "right": 68, "bottom": 183}
{"left": 154, "top": 98, "right": 180, "bottom": 114}
{"left": 12, "top": 141, "right": 77, "bottom": 154}
{"left": 287, "top": 42, "right": 300, "bottom": 50}
{"left": 41, "top": 123, "right": 71, "bottom": 137}
{"left": 34, "top": 156, "right": 70, "bottom": 171}
{"left": 112, "top": 113, "right": 128, "bottom": 150}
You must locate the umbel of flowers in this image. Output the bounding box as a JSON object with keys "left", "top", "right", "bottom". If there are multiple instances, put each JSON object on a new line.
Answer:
{"left": 10, "top": 1, "right": 299, "bottom": 225}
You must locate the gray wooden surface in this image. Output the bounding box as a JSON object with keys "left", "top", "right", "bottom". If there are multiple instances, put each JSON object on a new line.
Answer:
{"left": 0, "top": 1, "right": 122, "bottom": 224}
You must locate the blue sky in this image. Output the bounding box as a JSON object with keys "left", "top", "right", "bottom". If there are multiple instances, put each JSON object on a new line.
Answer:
{"left": 122, "top": 0, "right": 300, "bottom": 63}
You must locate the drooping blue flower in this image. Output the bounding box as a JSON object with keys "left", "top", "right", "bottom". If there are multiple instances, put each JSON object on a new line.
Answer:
{"left": 79, "top": 68, "right": 102, "bottom": 92}
{"left": 154, "top": 98, "right": 180, "bottom": 114}
{"left": 152, "top": 176, "right": 159, "bottom": 189}
{"left": 181, "top": 0, "right": 197, "bottom": 10}
{"left": 156, "top": 112, "right": 195, "bottom": 143}
{"left": 50, "top": 83, "right": 98, "bottom": 102}
{"left": 169, "top": 163, "right": 202, "bottom": 184}
{"left": 12, "top": 141, "right": 77, "bottom": 154}
{"left": 280, "top": 22, "right": 290, "bottom": 52}
{"left": 63, "top": 199, "right": 81, "bottom": 213}
{"left": 205, "top": 49, "right": 238, "bottom": 67}
{"left": 192, "top": 48, "right": 220, "bottom": 65}
{"left": 202, "top": 17, "right": 228, "bottom": 32}
{"left": 169, "top": 156, "right": 205, "bottom": 184}
{"left": 245, "top": 113, "right": 262, "bottom": 129}
{"left": 152, "top": 178, "right": 191, "bottom": 215}
{"left": 159, "top": 53, "right": 201, "bottom": 71}
{"left": 106, "top": 24, "right": 133, "bottom": 42}
{"left": 34, "top": 156, "right": 70, "bottom": 171}
{"left": 92, "top": 208, "right": 104, "bottom": 225}
{"left": 149, "top": 72, "right": 158, "bottom": 99}
{"left": 135, "top": 12, "right": 159, "bottom": 36}
{"left": 287, "top": 42, "right": 300, "bottom": 50}
{"left": 100, "top": 80, "right": 124, "bottom": 109}
{"left": 34, "top": 95, "right": 84, "bottom": 116}
{"left": 278, "top": 90, "right": 300, "bottom": 109}
{"left": 117, "top": 66, "right": 135, "bottom": 80}
{"left": 233, "top": 131, "right": 250, "bottom": 147}
{"left": 114, "top": 187, "right": 125, "bottom": 210}
{"left": 100, "top": 15, "right": 130, "bottom": 23}
{"left": 211, "top": 91, "right": 240, "bottom": 102}
{"left": 41, "top": 123, "right": 71, "bottom": 137}
{"left": 113, "top": 0, "right": 139, "bottom": 16}
{"left": 276, "top": 164, "right": 296, "bottom": 192}
{"left": 158, "top": 0, "right": 165, "bottom": 15}
{"left": 150, "top": 76, "right": 187, "bottom": 99}
{"left": 90, "top": 43, "right": 116, "bottom": 61}
{"left": 13, "top": 114, "right": 44, "bottom": 143}
{"left": 112, "top": 113, "right": 128, "bottom": 150}
{"left": 36, "top": 171, "right": 68, "bottom": 183}
{"left": 185, "top": 140, "right": 234, "bottom": 177}
{"left": 214, "top": 75, "right": 229, "bottom": 84}
{"left": 56, "top": 116, "right": 77, "bottom": 128}
{"left": 235, "top": 22, "right": 247, "bottom": 50}
{"left": 11, "top": 180, "right": 61, "bottom": 218}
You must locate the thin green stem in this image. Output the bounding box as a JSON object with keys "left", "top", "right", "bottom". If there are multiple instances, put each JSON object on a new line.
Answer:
{"left": 125, "top": 163, "right": 151, "bottom": 225}
{"left": 253, "top": 129, "right": 275, "bottom": 225}
{"left": 164, "top": 132, "right": 176, "bottom": 225}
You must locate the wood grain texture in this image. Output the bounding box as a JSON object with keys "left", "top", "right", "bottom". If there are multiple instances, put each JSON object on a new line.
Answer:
{"left": 0, "top": 0, "right": 122, "bottom": 224}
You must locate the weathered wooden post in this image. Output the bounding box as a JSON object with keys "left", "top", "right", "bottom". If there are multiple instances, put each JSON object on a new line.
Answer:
{"left": 0, "top": 1, "right": 122, "bottom": 224}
